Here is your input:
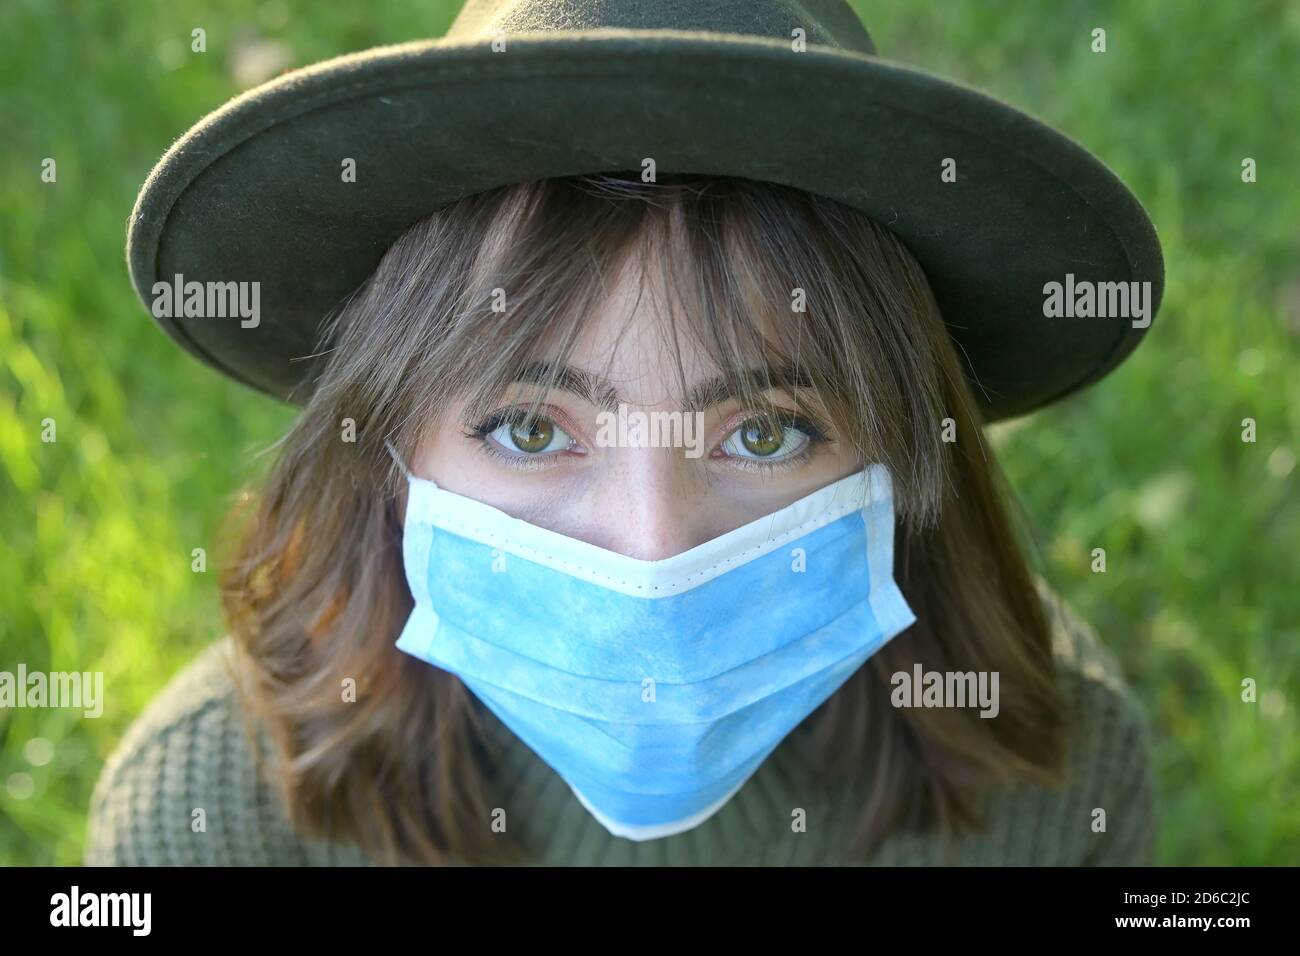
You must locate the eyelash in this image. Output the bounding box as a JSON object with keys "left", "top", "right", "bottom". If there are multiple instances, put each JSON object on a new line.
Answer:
{"left": 463, "top": 407, "right": 582, "bottom": 473}
{"left": 462, "top": 407, "right": 831, "bottom": 474}
{"left": 717, "top": 412, "right": 828, "bottom": 475}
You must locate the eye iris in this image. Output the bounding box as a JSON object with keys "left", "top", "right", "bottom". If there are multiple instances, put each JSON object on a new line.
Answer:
{"left": 740, "top": 418, "right": 783, "bottom": 457}
{"left": 511, "top": 417, "right": 554, "bottom": 453}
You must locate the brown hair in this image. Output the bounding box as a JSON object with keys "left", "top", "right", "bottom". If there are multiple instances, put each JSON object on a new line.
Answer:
{"left": 219, "top": 171, "right": 1066, "bottom": 865}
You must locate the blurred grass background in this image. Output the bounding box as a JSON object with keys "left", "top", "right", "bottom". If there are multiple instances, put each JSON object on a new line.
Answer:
{"left": 1, "top": 0, "right": 1296, "bottom": 865}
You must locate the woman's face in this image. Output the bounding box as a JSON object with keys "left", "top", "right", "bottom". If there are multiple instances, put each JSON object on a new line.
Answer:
{"left": 414, "top": 259, "right": 863, "bottom": 559}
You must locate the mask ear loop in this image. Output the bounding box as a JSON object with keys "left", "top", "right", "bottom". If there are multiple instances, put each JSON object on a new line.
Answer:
{"left": 383, "top": 438, "right": 415, "bottom": 480}
{"left": 383, "top": 438, "right": 442, "bottom": 490}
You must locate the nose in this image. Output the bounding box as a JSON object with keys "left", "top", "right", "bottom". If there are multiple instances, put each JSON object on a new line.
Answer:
{"left": 593, "top": 451, "right": 707, "bottom": 561}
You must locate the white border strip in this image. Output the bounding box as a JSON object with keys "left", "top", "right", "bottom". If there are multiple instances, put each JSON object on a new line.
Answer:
{"left": 404, "top": 465, "right": 892, "bottom": 597}
{"left": 566, "top": 771, "right": 752, "bottom": 842}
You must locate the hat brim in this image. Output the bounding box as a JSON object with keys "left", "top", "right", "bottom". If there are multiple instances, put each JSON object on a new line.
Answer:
{"left": 127, "top": 30, "right": 1164, "bottom": 420}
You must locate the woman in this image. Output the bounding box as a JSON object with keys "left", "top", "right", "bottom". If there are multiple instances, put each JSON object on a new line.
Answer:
{"left": 86, "top": 0, "right": 1161, "bottom": 866}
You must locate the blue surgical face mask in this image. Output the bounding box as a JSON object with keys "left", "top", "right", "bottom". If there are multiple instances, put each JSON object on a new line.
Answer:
{"left": 386, "top": 442, "right": 915, "bottom": 842}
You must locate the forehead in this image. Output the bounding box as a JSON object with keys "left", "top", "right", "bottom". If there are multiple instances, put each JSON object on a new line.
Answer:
{"left": 547, "top": 245, "right": 794, "bottom": 410}
{"left": 555, "top": 252, "right": 720, "bottom": 406}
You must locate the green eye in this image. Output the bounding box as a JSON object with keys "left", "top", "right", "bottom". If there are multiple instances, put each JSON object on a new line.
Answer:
{"left": 721, "top": 415, "right": 813, "bottom": 460}
{"left": 484, "top": 413, "right": 573, "bottom": 456}
{"left": 509, "top": 417, "right": 554, "bottom": 453}
{"left": 738, "top": 418, "right": 783, "bottom": 456}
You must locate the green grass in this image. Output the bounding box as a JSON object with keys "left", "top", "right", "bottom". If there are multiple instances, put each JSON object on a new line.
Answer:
{"left": 2, "top": 0, "right": 1296, "bottom": 865}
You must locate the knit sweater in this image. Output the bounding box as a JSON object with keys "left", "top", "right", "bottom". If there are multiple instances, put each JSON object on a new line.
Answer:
{"left": 83, "top": 594, "right": 1157, "bottom": 866}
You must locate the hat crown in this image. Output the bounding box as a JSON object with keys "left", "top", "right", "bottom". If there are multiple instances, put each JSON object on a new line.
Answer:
{"left": 446, "top": 0, "right": 877, "bottom": 54}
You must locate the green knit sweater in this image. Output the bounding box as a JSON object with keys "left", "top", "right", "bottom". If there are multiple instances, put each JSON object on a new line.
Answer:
{"left": 84, "top": 594, "right": 1157, "bottom": 866}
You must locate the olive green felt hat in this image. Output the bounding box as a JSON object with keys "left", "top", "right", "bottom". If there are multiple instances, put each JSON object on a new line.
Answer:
{"left": 126, "top": 0, "right": 1164, "bottom": 421}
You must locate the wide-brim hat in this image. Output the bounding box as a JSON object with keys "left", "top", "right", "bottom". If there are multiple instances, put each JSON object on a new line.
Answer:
{"left": 126, "top": 0, "right": 1164, "bottom": 421}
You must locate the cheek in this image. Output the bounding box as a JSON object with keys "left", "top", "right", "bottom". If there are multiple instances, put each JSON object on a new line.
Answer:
{"left": 414, "top": 415, "right": 475, "bottom": 489}
{"left": 424, "top": 440, "right": 493, "bottom": 499}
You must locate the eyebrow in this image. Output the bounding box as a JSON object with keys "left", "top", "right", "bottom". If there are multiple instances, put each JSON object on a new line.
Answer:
{"left": 512, "top": 360, "right": 813, "bottom": 413}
